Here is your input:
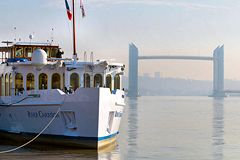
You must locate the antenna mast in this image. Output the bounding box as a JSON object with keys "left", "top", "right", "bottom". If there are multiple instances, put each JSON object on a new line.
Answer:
{"left": 14, "top": 27, "right": 17, "bottom": 42}
{"left": 72, "top": 0, "right": 77, "bottom": 59}
{"left": 51, "top": 28, "right": 54, "bottom": 43}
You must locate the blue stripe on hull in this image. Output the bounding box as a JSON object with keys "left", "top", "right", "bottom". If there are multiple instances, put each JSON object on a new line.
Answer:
{"left": 98, "top": 132, "right": 119, "bottom": 141}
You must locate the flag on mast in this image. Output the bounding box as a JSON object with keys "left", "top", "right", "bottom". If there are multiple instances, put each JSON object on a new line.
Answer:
{"left": 65, "top": 0, "right": 72, "bottom": 20}
{"left": 80, "top": 0, "right": 86, "bottom": 18}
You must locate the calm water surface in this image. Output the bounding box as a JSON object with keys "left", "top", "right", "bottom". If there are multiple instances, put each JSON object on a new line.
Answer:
{"left": 1, "top": 96, "right": 240, "bottom": 159}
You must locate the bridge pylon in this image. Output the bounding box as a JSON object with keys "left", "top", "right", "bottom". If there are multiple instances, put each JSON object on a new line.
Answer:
{"left": 212, "top": 45, "right": 225, "bottom": 97}
{"left": 128, "top": 43, "right": 139, "bottom": 97}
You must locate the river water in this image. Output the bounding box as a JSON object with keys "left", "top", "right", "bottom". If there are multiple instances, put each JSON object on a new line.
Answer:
{"left": 1, "top": 96, "right": 240, "bottom": 160}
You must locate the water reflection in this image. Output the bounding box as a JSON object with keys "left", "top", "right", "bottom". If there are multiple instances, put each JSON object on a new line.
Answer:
{"left": 0, "top": 121, "right": 125, "bottom": 160}
{"left": 212, "top": 98, "right": 224, "bottom": 160}
{"left": 126, "top": 97, "right": 138, "bottom": 159}
{"left": 0, "top": 121, "right": 121, "bottom": 160}
{"left": 0, "top": 148, "right": 99, "bottom": 160}
{"left": 98, "top": 147, "right": 120, "bottom": 160}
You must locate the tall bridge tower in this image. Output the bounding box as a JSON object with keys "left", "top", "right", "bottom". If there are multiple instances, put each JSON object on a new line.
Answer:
{"left": 128, "top": 43, "right": 139, "bottom": 97}
{"left": 213, "top": 46, "right": 224, "bottom": 97}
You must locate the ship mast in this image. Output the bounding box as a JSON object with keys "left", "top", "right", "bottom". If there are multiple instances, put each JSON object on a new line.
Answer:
{"left": 72, "top": 0, "right": 77, "bottom": 59}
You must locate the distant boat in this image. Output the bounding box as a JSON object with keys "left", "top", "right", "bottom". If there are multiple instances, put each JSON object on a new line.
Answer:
{"left": 0, "top": 0, "right": 125, "bottom": 150}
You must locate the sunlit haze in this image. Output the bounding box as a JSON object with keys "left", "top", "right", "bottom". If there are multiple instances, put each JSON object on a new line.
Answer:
{"left": 1, "top": 0, "right": 240, "bottom": 80}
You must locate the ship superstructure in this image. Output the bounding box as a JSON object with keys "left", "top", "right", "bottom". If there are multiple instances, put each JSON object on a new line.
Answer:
{"left": 0, "top": 41, "right": 125, "bottom": 149}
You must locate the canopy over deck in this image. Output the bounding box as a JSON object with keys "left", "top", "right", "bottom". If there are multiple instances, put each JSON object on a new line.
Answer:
{"left": 0, "top": 41, "right": 61, "bottom": 62}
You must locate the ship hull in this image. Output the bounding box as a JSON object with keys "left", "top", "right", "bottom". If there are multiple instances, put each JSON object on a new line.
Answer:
{"left": 0, "top": 88, "right": 125, "bottom": 149}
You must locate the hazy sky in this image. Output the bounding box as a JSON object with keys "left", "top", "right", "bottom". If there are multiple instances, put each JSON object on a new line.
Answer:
{"left": 1, "top": 0, "right": 240, "bottom": 80}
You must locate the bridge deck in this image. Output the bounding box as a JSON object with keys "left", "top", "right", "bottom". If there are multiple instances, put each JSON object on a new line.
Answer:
{"left": 224, "top": 90, "right": 240, "bottom": 94}
{"left": 138, "top": 56, "right": 213, "bottom": 61}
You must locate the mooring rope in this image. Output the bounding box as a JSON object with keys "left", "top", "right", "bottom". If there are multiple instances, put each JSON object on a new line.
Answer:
{"left": 0, "top": 96, "right": 29, "bottom": 106}
{"left": 0, "top": 107, "right": 61, "bottom": 154}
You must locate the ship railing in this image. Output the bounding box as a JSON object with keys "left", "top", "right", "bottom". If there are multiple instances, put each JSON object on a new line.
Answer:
{"left": 47, "top": 58, "right": 73, "bottom": 62}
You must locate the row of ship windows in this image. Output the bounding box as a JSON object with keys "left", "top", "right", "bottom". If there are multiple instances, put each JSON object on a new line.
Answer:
{"left": 0, "top": 73, "right": 121, "bottom": 96}
{"left": 14, "top": 47, "right": 59, "bottom": 58}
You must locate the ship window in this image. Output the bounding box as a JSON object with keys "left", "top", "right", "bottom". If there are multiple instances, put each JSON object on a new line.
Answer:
{"left": 94, "top": 74, "right": 102, "bottom": 87}
{"left": 106, "top": 75, "right": 112, "bottom": 91}
{"left": 114, "top": 74, "right": 120, "bottom": 90}
{"left": 63, "top": 73, "right": 65, "bottom": 89}
{"left": 39, "top": 73, "right": 48, "bottom": 90}
{"left": 5, "top": 74, "right": 9, "bottom": 96}
{"left": 70, "top": 73, "right": 79, "bottom": 91}
{"left": 0, "top": 75, "right": 1, "bottom": 96}
{"left": 9, "top": 74, "right": 12, "bottom": 95}
{"left": 84, "top": 73, "right": 90, "bottom": 88}
{"left": 25, "top": 47, "right": 32, "bottom": 58}
{"left": 52, "top": 73, "right": 61, "bottom": 89}
{"left": 33, "top": 47, "right": 37, "bottom": 53}
{"left": 26, "top": 73, "right": 35, "bottom": 90}
{"left": 50, "top": 48, "right": 58, "bottom": 58}
{"left": 1, "top": 75, "right": 4, "bottom": 96}
{"left": 15, "top": 47, "right": 23, "bottom": 58}
{"left": 15, "top": 73, "right": 23, "bottom": 95}
{"left": 43, "top": 48, "right": 50, "bottom": 58}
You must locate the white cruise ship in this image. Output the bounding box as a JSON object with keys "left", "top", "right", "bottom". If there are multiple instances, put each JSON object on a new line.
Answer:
{"left": 0, "top": 0, "right": 125, "bottom": 150}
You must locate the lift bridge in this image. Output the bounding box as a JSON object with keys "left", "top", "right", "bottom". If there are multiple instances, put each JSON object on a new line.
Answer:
{"left": 128, "top": 43, "right": 240, "bottom": 97}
